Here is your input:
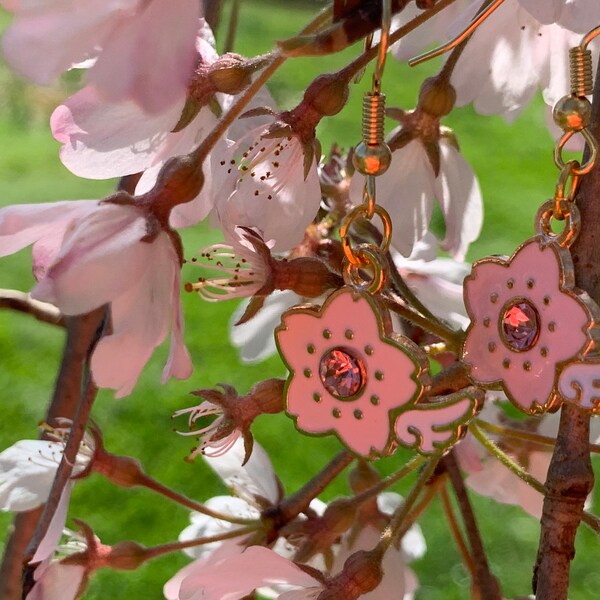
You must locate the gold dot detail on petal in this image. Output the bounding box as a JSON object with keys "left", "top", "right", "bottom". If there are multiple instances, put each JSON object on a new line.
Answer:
{"left": 332, "top": 408, "right": 341, "bottom": 418}
{"left": 313, "top": 393, "right": 321, "bottom": 403}
{"left": 365, "top": 345, "right": 374, "bottom": 356}
{"left": 527, "top": 279, "right": 535, "bottom": 289}
{"left": 353, "top": 409, "right": 363, "bottom": 420}
{"left": 483, "top": 317, "right": 491, "bottom": 328}
{"left": 375, "top": 370, "right": 384, "bottom": 381}
{"left": 507, "top": 279, "right": 515, "bottom": 289}
{"left": 503, "top": 358, "right": 511, "bottom": 369}
{"left": 543, "top": 296, "right": 551, "bottom": 305}
{"left": 490, "top": 293, "right": 499, "bottom": 304}
{"left": 548, "top": 322, "right": 556, "bottom": 332}
{"left": 541, "top": 347, "right": 549, "bottom": 357}
{"left": 323, "top": 329, "right": 332, "bottom": 339}
{"left": 307, "top": 344, "right": 315, "bottom": 354}
{"left": 488, "top": 342, "right": 496, "bottom": 353}
{"left": 303, "top": 368, "right": 312, "bottom": 378}
{"left": 370, "top": 395, "right": 379, "bottom": 406}
{"left": 523, "top": 361, "right": 532, "bottom": 371}
{"left": 345, "top": 329, "right": 354, "bottom": 340}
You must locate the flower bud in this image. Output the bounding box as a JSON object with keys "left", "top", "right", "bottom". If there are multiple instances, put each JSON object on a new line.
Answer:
{"left": 93, "top": 450, "right": 145, "bottom": 488}
{"left": 274, "top": 256, "right": 343, "bottom": 297}
{"left": 106, "top": 541, "right": 148, "bottom": 571}
{"left": 304, "top": 73, "right": 350, "bottom": 117}
{"left": 349, "top": 460, "right": 381, "bottom": 494}
{"left": 209, "top": 53, "right": 253, "bottom": 95}
{"left": 418, "top": 76, "right": 456, "bottom": 117}
{"left": 247, "top": 378, "right": 286, "bottom": 415}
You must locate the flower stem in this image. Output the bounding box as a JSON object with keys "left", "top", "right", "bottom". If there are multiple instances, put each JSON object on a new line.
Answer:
{"left": 223, "top": 0, "right": 241, "bottom": 54}
{"left": 470, "top": 423, "right": 600, "bottom": 535}
{"left": 380, "top": 453, "right": 442, "bottom": 551}
{"left": 134, "top": 472, "right": 257, "bottom": 525}
{"left": 271, "top": 451, "right": 354, "bottom": 525}
{"left": 475, "top": 418, "right": 600, "bottom": 454}
{"left": 383, "top": 296, "right": 462, "bottom": 351}
{"left": 443, "top": 451, "right": 502, "bottom": 599}
{"left": 439, "top": 483, "right": 477, "bottom": 580}
{"left": 351, "top": 454, "right": 428, "bottom": 506}
{"left": 141, "top": 525, "right": 261, "bottom": 561}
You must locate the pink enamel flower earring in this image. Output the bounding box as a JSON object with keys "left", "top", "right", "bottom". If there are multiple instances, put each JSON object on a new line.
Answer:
{"left": 276, "top": 0, "right": 477, "bottom": 458}
{"left": 462, "top": 29, "right": 600, "bottom": 415}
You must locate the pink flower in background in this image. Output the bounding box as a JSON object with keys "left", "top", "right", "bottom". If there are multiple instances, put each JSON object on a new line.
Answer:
{"left": 0, "top": 199, "right": 192, "bottom": 397}
{"left": 1, "top": 0, "right": 200, "bottom": 114}
{"left": 349, "top": 137, "right": 482, "bottom": 260}
{"left": 462, "top": 240, "right": 591, "bottom": 414}
{"left": 50, "top": 24, "right": 219, "bottom": 181}
{"left": 212, "top": 124, "right": 322, "bottom": 252}
{"left": 276, "top": 289, "right": 424, "bottom": 457}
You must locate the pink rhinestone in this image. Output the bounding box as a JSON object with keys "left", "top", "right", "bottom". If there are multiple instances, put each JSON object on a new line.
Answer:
{"left": 319, "top": 347, "right": 366, "bottom": 399}
{"left": 501, "top": 300, "right": 540, "bottom": 351}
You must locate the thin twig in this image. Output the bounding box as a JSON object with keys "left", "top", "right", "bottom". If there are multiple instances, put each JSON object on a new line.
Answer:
{"left": 0, "top": 289, "right": 63, "bottom": 327}
{"left": 443, "top": 451, "right": 502, "bottom": 600}
{"left": 439, "top": 483, "right": 477, "bottom": 579}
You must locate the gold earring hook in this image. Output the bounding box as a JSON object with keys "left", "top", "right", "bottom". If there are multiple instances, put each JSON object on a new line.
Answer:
{"left": 373, "top": 0, "right": 392, "bottom": 92}
{"left": 407, "top": 0, "right": 506, "bottom": 67}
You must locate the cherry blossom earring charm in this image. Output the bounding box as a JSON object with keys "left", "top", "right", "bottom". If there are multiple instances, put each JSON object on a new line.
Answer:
{"left": 462, "top": 29, "right": 600, "bottom": 415}
{"left": 276, "top": 1, "right": 477, "bottom": 458}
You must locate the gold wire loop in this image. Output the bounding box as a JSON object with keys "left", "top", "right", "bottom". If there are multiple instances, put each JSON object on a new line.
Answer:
{"left": 554, "top": 128, "right": 598, "bottom": 175}
{"left": 554, "top": 160, "right": 581, "bottom": 207}
{"left": 340, "top": 203, "right": 393, "bottom": 267}
{"left": 343, "top": 245, "right": 388, "bottom": 294}
{"left": 363, "top": 176, "right": 376, "bottom": 218}
{"left": 535, "top": 200, "right": 581, "bottom": 248}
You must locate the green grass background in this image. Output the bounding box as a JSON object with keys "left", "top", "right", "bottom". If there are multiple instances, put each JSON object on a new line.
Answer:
{"left": 1, "top": 1, "right": 599, "bottom": 598}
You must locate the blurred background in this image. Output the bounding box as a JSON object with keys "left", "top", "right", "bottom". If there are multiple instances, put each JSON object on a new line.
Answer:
{"left": 1, "top": 1, "right": 599, "bottom": 598}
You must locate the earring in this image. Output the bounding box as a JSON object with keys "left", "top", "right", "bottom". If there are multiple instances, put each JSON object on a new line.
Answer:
{"left": 275, "top": 0, "right": 478, "bottom": 459}
{"left": 462, "top": 28, "right": 600, "bottom": 415}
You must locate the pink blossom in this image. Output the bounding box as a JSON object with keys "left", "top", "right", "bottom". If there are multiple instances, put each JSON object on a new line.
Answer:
{"left": 212, "top": 124, "right": 322, "bottom": 252}
{"left": 171, "top": 545, "right": 322, "bottom": 600}
{"left": 456, "top": 399, "right": 600, "bottom": 518}
{"left": 276, "top": 288, "right": 425, "bottom": 457}
{"left": 1, "top": 0, "right": 200, "bottom": 113}
{"left": 50, "top": 25, "right": 219, "bottom": 181}
{"left": 462, "top": 239, "right": 592, "bottom": 414}
{"left": 27, "top": 562, "right": 85, "bottom": 600}
{"left": 0, "top": 199, "right": 192, "bottom": 397}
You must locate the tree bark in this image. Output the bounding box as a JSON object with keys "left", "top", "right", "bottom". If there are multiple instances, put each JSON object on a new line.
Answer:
{"left": 532, "top": 57, "right": 600, "bottom": 600}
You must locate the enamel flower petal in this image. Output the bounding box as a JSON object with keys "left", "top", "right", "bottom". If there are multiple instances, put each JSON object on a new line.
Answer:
{"left": 276, "top": 288, "right": 427, "bottom": 458}
{"left": 462, "top": 237, "right": 595, "bottom": 414}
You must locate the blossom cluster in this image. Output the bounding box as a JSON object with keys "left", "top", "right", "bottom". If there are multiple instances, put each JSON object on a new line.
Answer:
{"left": 1, "top": 0, "right": 600, "bottom": 599}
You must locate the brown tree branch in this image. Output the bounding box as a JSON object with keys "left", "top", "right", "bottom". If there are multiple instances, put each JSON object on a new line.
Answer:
{"left": 532, "top": 56, "right": 600, "bottom": 600}
{"left": 0, "top": 309, "right": 106, "bottom": 600}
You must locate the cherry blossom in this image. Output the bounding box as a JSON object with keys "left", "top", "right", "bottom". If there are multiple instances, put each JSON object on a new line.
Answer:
{"left": 212, "top": 124, "right": 322, "bottom": 252}
{"left": 462, "top": 239, "right": 592, "bottom": 414}
{"left": 350, "top": 132, "right": 482, "bottom": 260}
{"left": 393, "top": 0, "right": 587, "bottom": 123}
{"left": 0, "top": 433, "right": 92, "bottom": 512}
{"left": 27, "top": 562, "right": 86, "bottom": 600}
{"left": 50, "top": 24, "right": 219, "bottom": 181}
{"left": 173, "top": 379, "right": 284, "bottom": 460}
{"left": 1, "top": 0, "right": 200, "bottom": 114}
{"left": 276, "top": 288, "right": 426, "bottom": 457}
{"left": 0, "top": 198, "right": 192, "bottom": 397}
